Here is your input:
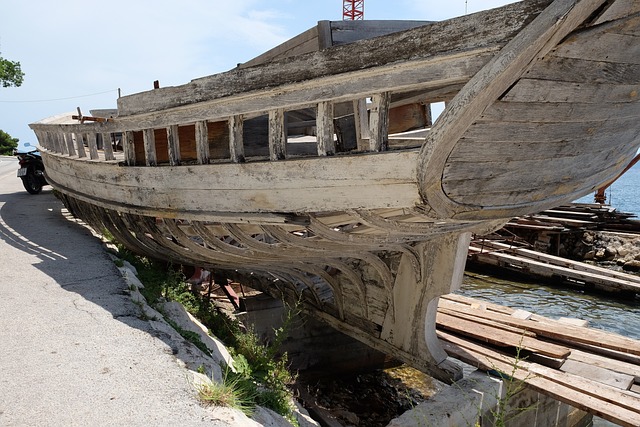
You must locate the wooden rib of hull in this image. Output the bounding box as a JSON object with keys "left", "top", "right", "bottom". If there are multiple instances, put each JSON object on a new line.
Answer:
{"left": 29, "top": 0, "right": 640, "bottom": 381}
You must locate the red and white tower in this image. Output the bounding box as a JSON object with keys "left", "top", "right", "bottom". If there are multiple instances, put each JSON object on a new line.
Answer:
{"left": 343, "top": 0, "right": 364, "bottom": 20}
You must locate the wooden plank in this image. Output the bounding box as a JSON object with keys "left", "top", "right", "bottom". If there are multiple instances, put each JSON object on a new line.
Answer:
{"left": 470, "top": 250, "right": 640, "bottom": 294}
{"left": 353, "top": 99, "right": 369, "bottom": 151}
{"left": 443, "top": 140, "right": 638, "bottom": 197}
{"left": 551, "top": 16, "right": 640, "bottom": 64}
{"left": 142, "top": 128, "right": 157, "bottom": 166}
{"left": 482, "top": 99, "right": 640, "bottom": 123}
{"left": 195, "top": 120, "right": 209, "bottom": 165}
{"left": 86, "top": 133, "right": 99, "bottom": 160}
{"left": 453, "top": 114, "right": 639, "bottom": 146}
{"left": 594, "top": 0, "right": 640, "bottom": 25}
{"left": 447, "top": 135, "right": 622, "bottom": 163}
{"left": 317, "top": 20, "right": 332, "bottom": 50}
{"left": 64, "top": 133, "right": 75, "bottom": 156}
{"left": 444, "top": 295, "right": 640, "bottom": 356}
{"left": 316, "top": 101, "right": 335, "bottom": 156}
{"left": 475, "top": 240, "right": 640, "bottom": 285}
{"left": 440, "top": 293, "right": 517, "bottom": 315}
{"left": 328, "top": 20, "right": 432, "bottom": 46}
{"left": 228, "top": 115, "right": 245, "bottom": 163}
{"left": 269, "top": 109, "right": 287, "bottom": 160}
{"left": 369, "top": 92, "right": 390, "bottom": 152}
{"left": 239, "top": 25, "right": 320, "bottom": 68}
{"left": 74, "top": 133, "right": 86, "bottom": 158}
{"left": 560, "top": 359, "right": 635, "bottom": 390}
{"left": 437, "top": 306, "right": 537, "bottom": 337}
{"left": 166, "top": 125, "right": 181, "bottom": 166}
{"left": 439, "top": 331, "right": 640, "bottom": 427}
{"left": 53, "top": 132, "right": 63, "bottom": 153}
{"left": 123, "top": 131, "right": 136, "bottom": 166}
{"left": 502, "top": 78, "right": 640, "bottom": 103}
{"left": 445, "top": 143, "right": 638, "bottom": 189}
{"left": 101, "top": 132, "right": 115, "bottom": 161}
{"left": 436, "top": 312, "right": 572, "bottom": 358}
{"left": 41, "top": 148, "right": 421, "bottom": 215}
{"left": 518, "top": 56, "right": 640, "bottom": 86}
{"left": 569, "top": 349, "right": 640, "bottom": 381}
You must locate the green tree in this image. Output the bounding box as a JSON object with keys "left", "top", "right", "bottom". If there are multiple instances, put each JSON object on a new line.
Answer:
{"left": 0, "top": 129, "right": 19, "bottom": 155}
{"left": 0, "top": 54, "right": 25, "bottom": 88}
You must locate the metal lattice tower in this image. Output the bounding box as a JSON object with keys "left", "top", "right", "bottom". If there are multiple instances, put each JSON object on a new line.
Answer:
{"left": 343, "top": 0, "right": 364, "bottom": 20}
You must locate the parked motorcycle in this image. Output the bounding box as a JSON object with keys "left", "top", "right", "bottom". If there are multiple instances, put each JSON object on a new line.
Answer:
{"left": 15, "top": 143, "right": 47, "bottom": 194}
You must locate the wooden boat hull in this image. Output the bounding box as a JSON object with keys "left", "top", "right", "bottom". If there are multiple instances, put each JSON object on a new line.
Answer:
{"left": 30, "top": 0, "right": 640, "bottom": 381}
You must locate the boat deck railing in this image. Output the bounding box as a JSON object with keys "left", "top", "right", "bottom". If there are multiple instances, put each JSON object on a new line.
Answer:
{"left": 31, "top": 90, "right": 440, "bottom": 169}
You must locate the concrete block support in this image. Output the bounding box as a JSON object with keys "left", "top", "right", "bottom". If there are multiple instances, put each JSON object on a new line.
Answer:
{"left": 388, "top": 368, "right": 592, "bottom": 427}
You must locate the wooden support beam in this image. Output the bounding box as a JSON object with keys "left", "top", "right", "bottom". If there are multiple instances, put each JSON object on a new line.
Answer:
{"left": 167, "top": 125, "right": 181, "bottom": 166}
{"left": 101, "top": 132, "right": 115, "bottom": 161}
{"left": 228, "top": 115, "right": 245, "bottom": 163}
{"left": 123, "top": 131, "right": 136, "bottom": 166}
{"left": 376, "top": 231, "right": 471, "bottom": 382}
{"left": 316, "top": 101, "right": 335, "bottom": 156}
{"left": 195, "top": 120, "right": 209, "bottom": 164}
{"left": 86, "top": 133, "right": 99, "bottom": 160}
{"left": 74, "top": 133, "right": 86, "bottom": 158}
{"left": 369, "top": 92, "right": 390, "bottom": 152}
{"left": 62, "top": 133, "right": 74, "bottom": 156}
{"left": 53, "top": 134, "right": 62, "bottom": 154}
{"left": 269, "top": 109, "right": 287, "bottom": 160}
{"left": 143, "top": 128, "right": 157, "bottom": 166}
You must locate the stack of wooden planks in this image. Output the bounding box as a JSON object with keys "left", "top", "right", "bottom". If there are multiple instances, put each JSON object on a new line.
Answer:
{"left": 503, "top": 203, "right": 640, "bottom": 233}
{"left": 436, "top": 293, "right": 640, "bottom": 426}
{"left": 468, "top": 240, "right": 640, "bottom": 295}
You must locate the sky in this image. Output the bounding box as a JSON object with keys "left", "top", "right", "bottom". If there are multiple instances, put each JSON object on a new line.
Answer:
{"left": 0, "top": 0, "right": 514, "bottom": 149}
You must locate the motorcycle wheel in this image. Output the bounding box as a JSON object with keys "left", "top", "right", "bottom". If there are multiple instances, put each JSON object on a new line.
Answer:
{"left": 22, "top": 172, "right": 43, "bottom": 194}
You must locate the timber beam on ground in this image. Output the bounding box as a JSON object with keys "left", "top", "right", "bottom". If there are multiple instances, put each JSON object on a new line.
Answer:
{"left": 468, "top": 240, "right": 640, "bottom": 295}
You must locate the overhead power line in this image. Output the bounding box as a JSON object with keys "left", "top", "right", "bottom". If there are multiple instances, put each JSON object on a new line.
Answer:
{"left": 0, "top": 89, "right": 117, "bottom": 103}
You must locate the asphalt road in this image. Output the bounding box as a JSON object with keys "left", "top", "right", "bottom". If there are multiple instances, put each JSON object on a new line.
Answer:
{"left": 0, "top": 158, "right": 234, "bottom": 426}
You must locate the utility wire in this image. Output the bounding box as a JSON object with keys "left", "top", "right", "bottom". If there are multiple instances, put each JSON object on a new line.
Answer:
{"left": 0, "top": 89, "right": 117, "bottom": 103}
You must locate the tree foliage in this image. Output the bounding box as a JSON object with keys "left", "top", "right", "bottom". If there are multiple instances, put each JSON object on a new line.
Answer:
{"left": 0, "top": 129, "right": 19, "bottom": 155}
{"left": 0, "top": 54, "right": 25, "bottom": 88}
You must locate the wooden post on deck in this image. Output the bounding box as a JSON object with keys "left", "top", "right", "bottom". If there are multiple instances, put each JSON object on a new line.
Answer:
{"left": 269, "top": 109, "right": 287, "bottom": 160}
{"left": 87, "top": 133, "right": 99, "bottom": 160}
{"left": 53, "top": 133, "right": 62, "bottom": 154}
{"left": 101, "top": 133, "right": 115, "bottom": 161}
{"left": 316, "top": 101, "right": 335, "bottom": 156}
{"left": 143, "top": 129, "right": 157, "bottom": 166}
{"left": 63, "top": 133, "right": 75, "bottom": 156}
{"left": 229, "top": 115, "right": 245, "bottom": 163}
{"left": 195, "top": 120, "right": 209, "bottom": 164}
{"left": 74, "top": 133, "right": 86, "bottom": 158}
{"left": 369, "top": 92, "right": 390, "bottom": 152}
{"left": 167, "top": 125, "right": 181, "bottom": 166}
{"left": 353, "top": 98, "right": 370, "bottom": 151}
{"left": 123, "top": 131, "right": 136, "bottom": 166}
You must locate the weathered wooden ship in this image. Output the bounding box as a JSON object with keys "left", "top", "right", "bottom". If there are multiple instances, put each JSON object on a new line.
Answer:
{"left": 30, "top": 0, "right": 640, "bottom": 382}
